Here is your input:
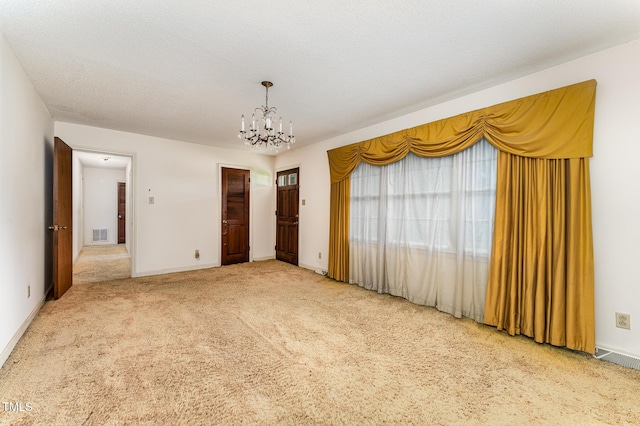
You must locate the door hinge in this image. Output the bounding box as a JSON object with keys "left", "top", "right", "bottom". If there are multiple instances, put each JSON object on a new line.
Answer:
{"left": 275, "top": 210, "right": 277, "bottom": 215}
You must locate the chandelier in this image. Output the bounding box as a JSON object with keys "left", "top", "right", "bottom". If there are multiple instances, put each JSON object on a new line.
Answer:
{"left": 238, "top": 81, "right": 295, "bottom": 149}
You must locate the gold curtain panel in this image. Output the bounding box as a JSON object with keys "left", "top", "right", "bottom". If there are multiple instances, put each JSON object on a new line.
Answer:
{"left": 327, "top": 80, "right": 597, "bottom": 354}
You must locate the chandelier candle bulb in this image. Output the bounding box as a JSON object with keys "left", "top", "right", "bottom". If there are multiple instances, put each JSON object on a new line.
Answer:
{"left": 279, "top": 117, "right": 282, "bottom": 133}
{"left": 241, "top": 115, "right": 245, "bottom": 132}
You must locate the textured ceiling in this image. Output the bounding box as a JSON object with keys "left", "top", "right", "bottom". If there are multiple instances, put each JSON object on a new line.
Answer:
{"left": 1, "top": 1, "right": 639, "bottom": 153}
{"left": 76, "top": 151, "right": 130, "bottom": 170}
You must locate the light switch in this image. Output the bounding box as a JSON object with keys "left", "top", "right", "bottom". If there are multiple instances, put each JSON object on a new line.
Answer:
{"left": 149, "top": 196, "right": 155, "bottom": 204}
{"left": 302, "top": 199, "right": 306, "bottom": 206}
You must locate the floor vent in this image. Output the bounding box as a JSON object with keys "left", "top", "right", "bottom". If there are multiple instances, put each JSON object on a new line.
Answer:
{"left": 595, "top": 347, "right": 640, "bottom": 371}
{"left": 92, "top": 229, "right": 108, "bottom": 242}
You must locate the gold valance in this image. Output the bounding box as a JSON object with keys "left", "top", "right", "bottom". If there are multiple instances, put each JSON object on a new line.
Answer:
{"left": 328, "top": 80, "right": 596, "bottom": 183}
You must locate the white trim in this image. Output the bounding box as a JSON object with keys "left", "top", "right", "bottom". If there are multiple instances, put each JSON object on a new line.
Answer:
{"left": 124, "top": 257, "right": 278, "bottom": 278}
{"left": 252, "top": 256, "right": 275, "bottom": 262}
{"left": 275, "top": 162, "right": 302, "bottom": 173}
{"left": 298, "top": 262, "right": 317, "bottom": 272}
{"left": 0, "top": 296, "right": 45, "bottom": 368}
{"left": 133, "top": 263, "right": 218, "bottom": 278}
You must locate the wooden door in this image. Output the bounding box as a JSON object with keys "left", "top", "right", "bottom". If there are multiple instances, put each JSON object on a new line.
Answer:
{"left": 117, "top": 182, "right": 126, "bottom": 244}
{"left": 221, "top": 168, "right": 250, "bottom": 265}
{"left": 276, "top": 168, "right": 299, "bottom": 265}
{"left": 51, "top": 137, "right": 73, "bottom": 299}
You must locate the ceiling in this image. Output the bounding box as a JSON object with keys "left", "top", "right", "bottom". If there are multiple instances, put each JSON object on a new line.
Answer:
{"left": 76, "top": 150, "right": 130, "bottom": 170}
{"left": 1, "top": 1, "right": 639, "bottom": 154}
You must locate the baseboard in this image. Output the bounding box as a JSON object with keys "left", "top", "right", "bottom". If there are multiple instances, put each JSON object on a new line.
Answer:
{"left": 133, "top": 259, "right": 321, "bottom": 278}
{"left": 0, "top": 296, "right": 45, "bottom": 369}
{"left": 252, "top": 256, "right": 275, "bottom": 262}
{"left": 298, "top": 262, "right": 316, "bottom": 271}
{"left": 133, "top": 263, "right": 218, "bottom": 278}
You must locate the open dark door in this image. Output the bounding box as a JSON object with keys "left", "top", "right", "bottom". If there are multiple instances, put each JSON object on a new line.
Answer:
{"left": 276, "top": 168, "right": 299, "bottom": 266}
{"left": 51, "top": 137, "right": 73, "bottom": 299}
{"left": 221, "top": 167, "right": 250, "bottom": 265}
{"left": 117, "top": 182, "right": 126, "bottom": 244}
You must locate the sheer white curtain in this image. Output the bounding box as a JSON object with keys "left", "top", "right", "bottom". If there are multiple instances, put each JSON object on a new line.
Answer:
{"left": 349, "top": 139, "right": 497, "bottom": 322}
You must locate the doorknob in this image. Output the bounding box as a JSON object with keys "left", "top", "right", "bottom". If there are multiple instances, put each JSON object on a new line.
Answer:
{"left": 48, "top": 225, "right": 67, "bottom": 231}
{"left": 118, "top": 215, "right": 122, "bottom": 219}
{"left": 222, "top": 220, "right": 228, "bottom": 224}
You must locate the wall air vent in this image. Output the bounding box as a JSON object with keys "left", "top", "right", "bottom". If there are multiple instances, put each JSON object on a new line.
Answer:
{"left": 92, "top": 228, "right": 108, "bottom": 242}
{"left": 595, "top": 347, "right": 640, "bottom": 371}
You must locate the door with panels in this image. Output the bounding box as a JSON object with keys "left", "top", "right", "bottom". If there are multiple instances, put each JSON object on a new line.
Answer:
{"left": 276, "top": 168, "right": 299, "bottom": 266}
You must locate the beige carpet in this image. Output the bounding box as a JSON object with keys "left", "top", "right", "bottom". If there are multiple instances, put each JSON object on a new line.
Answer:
{"left": 1, "top": 260, "right": 639, "bottom": 425}
{"left": 73, "top": 244, "right": 131, "bottom": 284}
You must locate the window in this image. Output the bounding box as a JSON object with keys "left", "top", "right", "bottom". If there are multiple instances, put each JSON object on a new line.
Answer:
{"left": 277, "top": 171, "right": 298, "bottom": 187}
{"left": 350, "top": 139, "right": 497, "bottom": 255}
{"left": 348, "top": 139, "right": 497, "bottom": 321}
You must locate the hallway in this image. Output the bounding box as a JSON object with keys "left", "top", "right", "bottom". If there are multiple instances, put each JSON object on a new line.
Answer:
{"left": 73, "top": 245, "right": 131, "bottom": 284}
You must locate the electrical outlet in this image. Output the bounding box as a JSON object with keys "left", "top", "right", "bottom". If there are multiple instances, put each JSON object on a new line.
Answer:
{"left": 27, "top": 285, "right": 30, "bottom": 298}
{"left": 195, "top": 249, "right": 200, "bottom": 260}
{"left": 615, "top": 312, "right": 630, "bottom": 330}
{"left": 149, "top": 196, "right": 155, "bottom": 204}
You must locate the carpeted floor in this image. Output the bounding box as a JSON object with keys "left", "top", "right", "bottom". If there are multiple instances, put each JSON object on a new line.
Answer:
{"left": 73, "top": 244, "right": 131, "bottom": 284}
{"left": 1, "top": 260, "right": 639, "bottom": 425}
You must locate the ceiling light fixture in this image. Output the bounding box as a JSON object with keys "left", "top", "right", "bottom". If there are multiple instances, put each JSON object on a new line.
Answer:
{"left": 238, "top": 81, "right": 295, "bottom": 150}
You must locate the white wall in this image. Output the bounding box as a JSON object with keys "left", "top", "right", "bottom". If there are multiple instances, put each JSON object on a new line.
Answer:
{"left": 0, "top": 33, "right": 54, "bottom": 366}
{"left": 72, "top": 153, "right": 84, "bottom": 261}
{"left": 276, "top": 39, "right": 640, "bottom": 358}
{"left": 125, "top": 160, "right": 132, "bottom": 255}
{"left": 82, "top": 167, "right": 126, "bottom": 246}
{"left": 276, "top": 153, "right": 331, "bottom": 272}
{"left": 71, "top": 153, "right": 132, "bottom": 260}
{"left": 55, "top": 123, "right": 276, "bottom": 277}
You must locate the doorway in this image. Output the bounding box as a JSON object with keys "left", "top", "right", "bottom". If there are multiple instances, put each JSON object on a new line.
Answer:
{"left": 72, "top": 150, "right": 133, "bottom": 283}
{"left": 276, "top": 168, "right": 299, "bottom": 266}
{"left": 221, "top": 167, "right": 250, "bottom": 265}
